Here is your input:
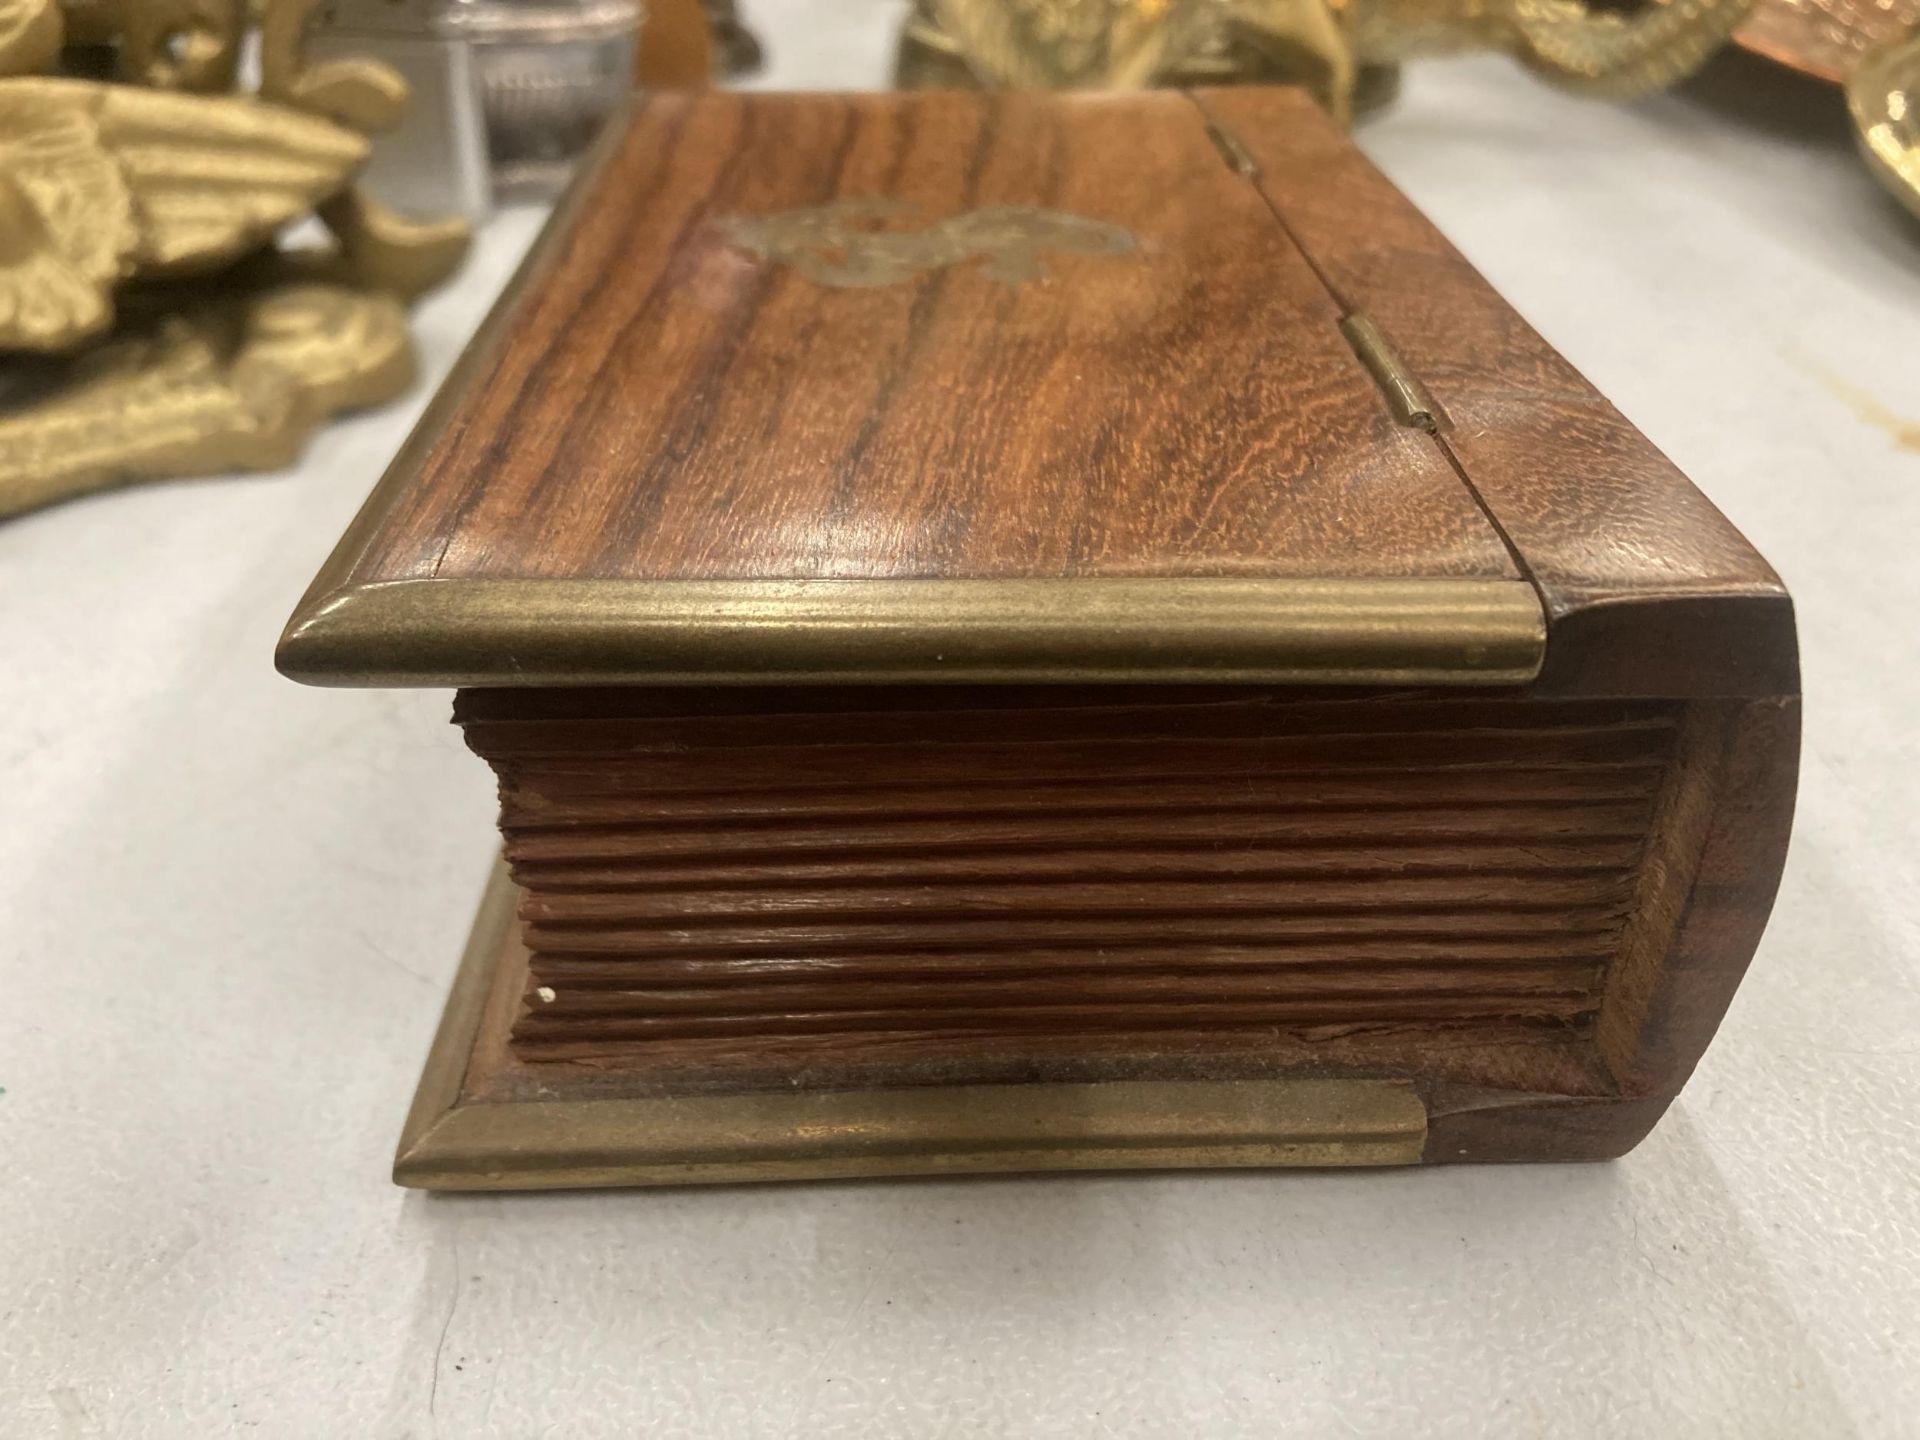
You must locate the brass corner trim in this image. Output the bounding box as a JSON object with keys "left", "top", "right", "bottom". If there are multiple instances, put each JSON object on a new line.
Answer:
{"left": 278, "top": 575, "right": 1546, "bottom": 688}
{"left": 395, "top": 866, "right": 1429, "bottom": 1190}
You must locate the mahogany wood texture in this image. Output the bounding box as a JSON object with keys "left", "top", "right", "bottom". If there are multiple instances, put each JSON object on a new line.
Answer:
{"left": 342, "top": 89, "right": 1523, "bottom": 586}
{"left": 459, "top": 690, "right": 1674, "bottom": 1067}
{"left": 1191, "top": 88, "right": 1796, "bottom": 697}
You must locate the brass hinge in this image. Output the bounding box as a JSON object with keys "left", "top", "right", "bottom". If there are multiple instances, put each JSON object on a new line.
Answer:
{"left": 1202, "top": 116, "right": 1260, "bottom": 178}
{"left": 1340, "top": 313, "right": 1442, "bottom": 432}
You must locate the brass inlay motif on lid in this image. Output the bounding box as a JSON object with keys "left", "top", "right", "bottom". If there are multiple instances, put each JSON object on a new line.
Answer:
{"left": 721, "top": 199, "right": 1137, "bottom": 288}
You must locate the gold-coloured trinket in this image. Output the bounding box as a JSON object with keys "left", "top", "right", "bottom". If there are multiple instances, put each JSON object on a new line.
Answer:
{"left": 898, "top": 0, "right": 1756, "bottom": 120}
{"left": 0, "top": 79, "right": 369, "bottom": 352}
{"left": 1848, "top": 27, "right": 1920, "bottom": 220}
{"left": 0, "top": 0, "right": 471, "bottom": 519}
{"left": 0, "top": 0, "right": 63, "bottom": 76}
{"left": 0, "top": 276, "right": 412, "bottom": 517}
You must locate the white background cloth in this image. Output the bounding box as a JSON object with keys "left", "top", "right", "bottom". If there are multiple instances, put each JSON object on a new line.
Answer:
{"left": 3, "top": 4, "right": 1917, "bottom": 1433}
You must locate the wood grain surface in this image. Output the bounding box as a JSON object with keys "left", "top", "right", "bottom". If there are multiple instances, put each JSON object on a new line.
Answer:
{"left": 342, "top": 89, "right": 1521, "bottom": 587}
{"left": 1192, "top": 88, "right": 1797, "bottom": 698}
{"left": 454, "top": 689, "right": 1678, "bottom": 1069}
{"left": 292, "top": 87, "right": 1800, "bottom": 703}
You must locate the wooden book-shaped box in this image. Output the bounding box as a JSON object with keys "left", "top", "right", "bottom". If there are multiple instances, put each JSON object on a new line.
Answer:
{"left": 280, "top": 88, "right": 1798, "bottom": 1189}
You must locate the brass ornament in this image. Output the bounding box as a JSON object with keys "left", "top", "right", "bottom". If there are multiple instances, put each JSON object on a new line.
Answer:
{"left": 112, "top": 0, "right": 246, "bottom": 91}
{"left": 257, "top": 0, "right": 469, "bottom": 298}
{"left": 901, "top": 0, "right": 1920, "bottom": 229}
{"left": 1848, "top": 27, "right": 1920, "bottom": 220}
{"left": 315, "top": 187, "right": 472, "bottom": 302}
{"left": 898, "top": 0, "right": 1756, "bottom": 120}
{"left": 921, "top": 0, "right": 1221, "bottom": 88}
{"left": 258, "top": 0, "right": 409, "bottom": 132}
{"left": 0, "top": 279, "right": 413, "bottom": 519}
{"left": 0, "top": 0, "right": 61, "bottom": 75}
{"left": 0, "top": 0, "right": 472, "bottom": 518}
{"left": 1346, "top": 0, "right": 1757, "bottom": 97}
{"left": 388, "top": 866, "right": 1429, "bottom": 1192}
{"left": 0, "top": 79, "right": 369, "bottom": 351}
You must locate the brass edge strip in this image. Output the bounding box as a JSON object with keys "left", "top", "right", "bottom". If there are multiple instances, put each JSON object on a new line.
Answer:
{"left": 393, "top": 860, "right": 519, "bottom": 1174}
{"left": 278, "top": 576, "right": 1546, "bottom": 688}
{"left": 395, "top": 876, "right": 1427, "bottom": 1188}
{"left": 397, "top": 865, "right": 1427, "bottom": 1189}
{"left": 398, "top": 1080, "right": 1428, "bottom": 1189}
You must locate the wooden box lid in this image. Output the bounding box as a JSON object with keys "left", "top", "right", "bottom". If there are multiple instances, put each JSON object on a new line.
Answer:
{"left": 279, "top": 88, "right": 1790, "bottom": 697}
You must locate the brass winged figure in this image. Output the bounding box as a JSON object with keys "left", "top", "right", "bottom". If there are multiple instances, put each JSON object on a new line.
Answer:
{"left": 0, "top": 0, "right": 472, "bottom": 517}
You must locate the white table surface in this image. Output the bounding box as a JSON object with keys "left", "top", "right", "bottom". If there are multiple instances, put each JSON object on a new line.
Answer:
{"left": 4, "top": 6, "right": 1917, "bottom": 1434}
